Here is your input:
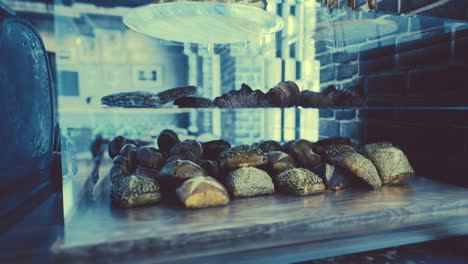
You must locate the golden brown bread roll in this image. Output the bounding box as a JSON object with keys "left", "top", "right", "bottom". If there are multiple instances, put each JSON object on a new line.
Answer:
{"left": 157, "top": 160, "right": 208, "bottom": 184}
{"left": 360, "top": 142, "right": 415, "bottom": 184}
{"left": 176, "top": 176, "right": 229, "bottom": 209}
{"left": 286, "top": 139, "right": 322, "bottom": 170}
{"left": 170, "top": 139, "right": 203, "bottom": 162}
{"left": 136, "top": 146, "right": 166, "bottom": 170}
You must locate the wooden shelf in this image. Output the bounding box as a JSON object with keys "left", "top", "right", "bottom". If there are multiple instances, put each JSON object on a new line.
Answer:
{"left": 52, "top": 176, "right": 468, "bottom": 263}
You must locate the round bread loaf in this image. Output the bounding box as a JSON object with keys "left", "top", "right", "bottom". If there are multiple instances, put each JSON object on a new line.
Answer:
{"left": 218, "top": 145, "right": 268, "bottom": 170}
{"left": 119, "top": 143, "right": 138, "bottom": 171}
{"left": 265, "top": 151, "right": 297, "bottom": 175}
{"left": 176, "top": 176, "right": 229, "bottom": 208}
{"left": 108, "top": 136, "right": 137, "bottom": 159}
{"left": 274, "top": 168, "right": 325, "bottom": 196}
{"left": 136, "top": 146, "right": 166, "bottom": 170}
{"left": 110, "top": 174, "right": 162, "bottom": 208}
{"left": 361, "top": 142, "right": 415, "bottom": 184}
{"left": 157, "top": 129, "right": 180, "bottom": 155}
{"left": 226, "top": 167, "right": 274, "bottom": 198}
{"left": 287, "top": 139, "right": 322, "bottom": 170}
{"left": 256, "top": 140, "right": 282, "bottom": 153}
{"left": 170, "top": 140, "right": 203, "bottom": 162}
{"left": 157, "top": 160, "right": 208, "bottom": 183}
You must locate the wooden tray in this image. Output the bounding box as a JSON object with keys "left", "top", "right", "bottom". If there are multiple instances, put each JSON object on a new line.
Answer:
{"left": 51, "top": 174, "right": 468, "bottom": 263}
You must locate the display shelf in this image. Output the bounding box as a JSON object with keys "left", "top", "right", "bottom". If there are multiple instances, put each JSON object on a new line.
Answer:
{"left": 52, "top": 171, "right": 468, "bottom": 263}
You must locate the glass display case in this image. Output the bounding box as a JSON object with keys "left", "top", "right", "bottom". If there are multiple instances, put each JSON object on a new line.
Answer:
{"left": 6, "top": 0, "right": 468, "bottom": 262}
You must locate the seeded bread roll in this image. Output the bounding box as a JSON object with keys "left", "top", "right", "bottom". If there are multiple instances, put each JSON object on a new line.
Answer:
{"left": 202, "top": 140, "right": 231, "bottom": 161}
{"left": 157, "top": 129, "right": 180, "bottom": 156}
{"left": 312, "top": 137, "right": 352, "bottom": 156}
{"left": 226, "top": 167, "right": 274, "bottom": 198}
{"left": 313, "top": 163, "right": 354, "bottom": 191}
{"left": 287, "top": 139, "right": 322, "bottom": 170}
{"left": 110, "top": 174, "right": 162, "bottom": 208}
{"left": 109, "top": 163, "right": 129, "bottom": 185}
{"left": 274, "top": 168, "right": 325, "bottom": 196}
{"left": 218, "top": 145, "right": 268, "bottom": 170}
{"left": 325, "top": 145, "right": 382, "bottom": 190}
{"left": 265, "top": 151, "right": 297, "bottom": 175}
{"left": 360, "top": 142, "right": 415, "bottom": 184}
{"left": 119, "top": 144, "right": 138, "bottom": 171}
{"left": 170, "top": 140, "right": 203, "bottom": 162}
{"left": 176, "top": 176, "right": 229, "bottom": 208}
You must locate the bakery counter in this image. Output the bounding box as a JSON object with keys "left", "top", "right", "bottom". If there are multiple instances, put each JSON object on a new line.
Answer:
{"left": 51, "top": 175, "right": 468, "bottom": 263}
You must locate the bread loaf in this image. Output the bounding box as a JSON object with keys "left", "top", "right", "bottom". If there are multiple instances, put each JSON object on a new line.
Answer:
{"left": 176, "top": 176, "right": 229, "bottom": 208}
{"left": 110, "top": 174, "right": 162, "bottom": 208}
{"left": 273, "top": 168, "right": 325, "bottom": 196}
{"left": 226, "top": 167, "right": 274, "bottom": 198}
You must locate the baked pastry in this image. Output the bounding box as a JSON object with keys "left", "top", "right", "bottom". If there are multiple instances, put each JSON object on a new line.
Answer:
{"left": 136, "top": 146, "right": 166, "bottom": 171}
{"left": 202, "top": 140, "right": 231, "bottom": 161}
{"left": 199, "top": 160, "right": 221, "bottom": 180}
{"left": 256, "top": 140, "right": 282, "bottom": 153}
{"left": 176, "top": 176, "right": 229, "bottom": 208}
{"left": 265, "top": 151, "right": 297, "bottom": 175}
{"left": 157, "top": 160, "right": 208, "bottom": 186}
{"left": 360, "top": 142, "right": 415, "bottom": 184}
{"left": 174, "top": 96, "right": 214, "bottom": 108}
{"left": 313, "top": 163, "right": 353, "bottom": 191}
{"left": 226, "top": 167, "right": 274, "bottom": 198}
{"left": 109, "top": 163, "right": 129, "bottom": 185}
{"left": 274, "top": 168, "right": 325, "bottom": 196}
{"left": 265, "top": 81, "right": 301, "bottom": 107}
{"left": 157, "top": 129, "right": 180, "bottom": 156}
{"left": 108, "top": 136, "right": 137, "bottom": 159}
{"left": 312, "top": 137, "right": 352, "bottom": 156}
{"left": 156, "top": 86, "right": 197, "bottom": 105}
{"left": 300, "top": 90, "right": 327, "bottom": 108}
{"left": 286, "top": 139, "right": 322, "bottom": 170}
{"left": 218, "top": 145, "right": 268, "bottom": 170}
{"left": 110, "top": 174, "right": 162, "bottom": 208}
{"left": 170, "top": 139, "right": 203, "bottom": 162}
{"left": 119, "top": 144, "right": 138, "bottom": 171}
{"left": 325, "top": 145, "right": 381, "bottom": 189}
{"left": 166, "top": 151, "right": 198, "bottom": 164}
{"left": 214, "top": 83, "right": 269, "bottom": 108}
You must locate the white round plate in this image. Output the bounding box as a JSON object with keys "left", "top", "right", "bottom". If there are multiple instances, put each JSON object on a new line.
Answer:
{"left": 123, "top": 2, "right": 283, "bottom": 44}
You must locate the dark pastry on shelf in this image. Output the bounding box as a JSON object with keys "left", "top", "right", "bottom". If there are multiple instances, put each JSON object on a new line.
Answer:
{"left": 119, "top": 144, "right": 138, "bottom": 171}
{"left": 360, "top": 142, "right": 415, "bottom": 184}
{"left": 110, "top": 174, "right": 162, "bottom": 208}
{"left": 218, "top": 145, "right": 268, "bottom": 170}
{"left": 300, "top": 90, "right": 327, "bottom": 108}
{"left": 157, "top": 160, "right": 208, "bottom": 186}
{"left": 273, "top": 168, "right": 325, "bottom": 196}
{"left": 265, "top": 151, "right": 297, "bottom": 175}
{"left": 157, "top": 129, "right": 180, "bottom": 156}
{"left": 334, "top": 85, "right": 365, "bottom": 107}
{"left": 214, "top": 83, "right": 269, "bottom": 108}
{"left": 199, "top": 160, "right": 221, "bottom": 180}
{"left": 108, "top": 136, "right": 138, "bottom": 159}
{"left": 312, "top": 137, "right": 352, "bottom": 156}
{"left": 176, "top": 176, "right": 229, "bottom": 209}
{"left": 202, "top": 140, "right": 231, "bottom": 161}
{"left": 135, "top": 146, "right": 166, "bottom": 179}
{"left": 256, "top": 140, "right": 282, "bottom": 153}
{"left": 226, "top": 167, "right": 274, "bottom": 198}
{"left": 166, "top": 151, "right": 198, "bottom": 164}
{"left": 282, "top": 140, "right": 296, "bottom": 153}
{"left": 325, "top": 144, "right": 381, "bottom": 189}
{"left": 170, "top": 139, "right": 203, "bottom": 162}
{"left": 286, "top": 139, "right": 322, "bottom": 170}
{"left": 101, "top": 91, "right": 162, "bottom": 108}
{"left": 156, "top": 86, "right": 197, "bottom": 105}
{"left": 174, "top": 96, "right": 214, "bottom": 108}
{"left": 265, "top": 81, "right": 301, "bottom": 107}
{"left": 313, "top": 163, "right": 354, "bottom": 191}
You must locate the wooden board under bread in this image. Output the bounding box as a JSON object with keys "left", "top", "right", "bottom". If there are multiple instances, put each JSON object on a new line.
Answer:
{"left": 52, "top": 171, "right": 468, "bottom": 263}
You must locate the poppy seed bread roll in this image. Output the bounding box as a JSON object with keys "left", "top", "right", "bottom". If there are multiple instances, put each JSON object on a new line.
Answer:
{"left": 361, "top": 142, "right": 415, "bottom": 184}
{"left": 226, "top": 167, "right": 274, "bottom": 198}
{"left": 110, "top": 174, "right": 162, "bottom": 208}
{"left": 274, "top": 168, "right": 325, "bottom": 196}
{"left": 218, "top": 145, "right": 268, "bottom": 170}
